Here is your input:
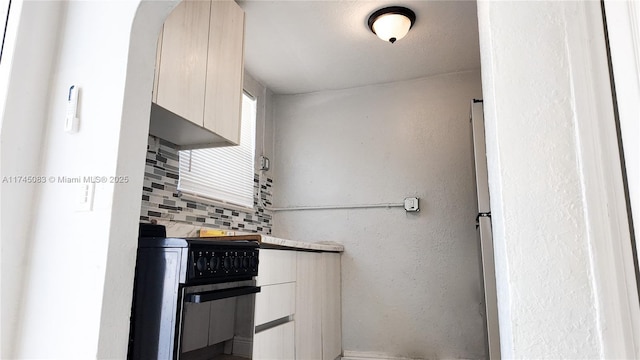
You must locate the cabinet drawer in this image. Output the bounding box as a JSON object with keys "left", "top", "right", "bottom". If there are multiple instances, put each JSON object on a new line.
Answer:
{"left": 255, "top": 282, "right": 296, "bottom": 326}
{"left": 253, "top": 321, "right": 295, "bottom": 360}
{"left": 257, "top": 249, "right": 296, "bottom": 286}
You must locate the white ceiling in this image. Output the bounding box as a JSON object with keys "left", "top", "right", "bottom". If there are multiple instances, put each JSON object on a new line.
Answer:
{"left": 237, "top": 0, "right": 481, "bottom": 95}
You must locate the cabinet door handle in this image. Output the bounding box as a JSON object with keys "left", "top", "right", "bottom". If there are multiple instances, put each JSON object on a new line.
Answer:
{"left": 255, "top": 316, "right": 292, "bottom": 334}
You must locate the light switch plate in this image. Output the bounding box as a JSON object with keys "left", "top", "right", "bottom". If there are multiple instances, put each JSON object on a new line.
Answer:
{"left": 77, "top": 183, "right": 95, "bottom": 212}
{"left": 404, "top": 197, "right": 419, "bottom": 212}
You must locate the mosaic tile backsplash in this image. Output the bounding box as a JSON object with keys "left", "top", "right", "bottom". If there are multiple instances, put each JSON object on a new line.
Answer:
{"left": 140, "top": 135, "right": 273, "bottom": 234}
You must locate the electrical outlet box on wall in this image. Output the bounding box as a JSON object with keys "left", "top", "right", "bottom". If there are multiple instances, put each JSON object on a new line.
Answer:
{"left": 404, "top": 197, "right": 419, "bottom": 212}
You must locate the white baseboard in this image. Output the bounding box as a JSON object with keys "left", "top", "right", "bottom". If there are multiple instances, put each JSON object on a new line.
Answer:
{"left": 232, "top": 336, "right": 253, "bottom": 358}
{"left": 341, "top": 350, "right": 425, "bottom": 360}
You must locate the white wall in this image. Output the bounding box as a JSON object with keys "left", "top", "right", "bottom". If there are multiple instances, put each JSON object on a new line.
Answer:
{"left": 0, "top": 1, "right": 64, "bottom": 357}
{"left": 477, "top": 1, "right": 640, "bottom": 358}
{"left": 3, "top": 0, "right": 638, "bottom": 359}
{"left": 271, "top": 71, "right": 485, "bottom": 359}
{"left": 1, "top": 0, "right": 177, "bottom": 358}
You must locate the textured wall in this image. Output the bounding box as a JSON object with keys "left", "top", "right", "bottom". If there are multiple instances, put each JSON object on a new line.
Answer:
{"left": 478, "top": 3, "right": 597, "bottom": 357}
{"left": 2, "top": 1, "right": 177, "bottom": 358}
{"left": 477, "top": 1, "right": 635, "bottom": 358}
{"left": 0, "top": 2, "right": 65, "bottom": 357}
{"left": 271, "top": 71, "right": 485, "bottom": 359}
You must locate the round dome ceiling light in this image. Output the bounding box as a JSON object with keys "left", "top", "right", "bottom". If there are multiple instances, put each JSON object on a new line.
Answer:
{"left": 367, "top": 6, "right": 416, "bottom": 44}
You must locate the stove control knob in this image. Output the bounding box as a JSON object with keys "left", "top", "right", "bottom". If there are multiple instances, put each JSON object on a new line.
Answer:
{"left": 210, "top": 257, "right": 220, "bottom": 270}
{"left": 243, "top": 257, "right": 250, "bottom": 269}
{"left": 223, "top": 257, "right": 231, "bottom": 270}
{"left": 250, "top": 256, "right": 258, "bottom": 268}
{"left": 196, "top": 257, "right": 207, "bottom": 272}
{"left": 234, "top": 257, "right": 241, "bottom": 269}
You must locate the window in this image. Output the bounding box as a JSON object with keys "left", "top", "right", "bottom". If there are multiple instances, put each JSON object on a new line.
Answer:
{"left": 178, "top": 92, "right": 257, "bottom": 209}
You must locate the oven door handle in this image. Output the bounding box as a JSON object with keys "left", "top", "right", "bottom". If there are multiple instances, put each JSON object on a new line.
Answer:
{"left": 185, "top": 286, "right": 261, "bottom": 303}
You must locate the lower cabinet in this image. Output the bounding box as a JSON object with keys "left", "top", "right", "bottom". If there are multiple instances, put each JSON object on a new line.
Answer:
{"left": 254, "top": 282, "right": 296, "bottom": 326}
{"left": 254, "top": 248, "right": 342, "bottom": 360}
{"left": 321, "top": 253, "right": 342, "bottom": 360}
{"left": 295, "top": 252, "right": 323, "bottom": 359}
{"left": 253, "top": 321, "right": 295, "bottom": 360}
{"left": 295, "top": 251, "right": 343, "bottom": 360}
{"left": 253, "top": 249, "right": 297, "bottom": 360}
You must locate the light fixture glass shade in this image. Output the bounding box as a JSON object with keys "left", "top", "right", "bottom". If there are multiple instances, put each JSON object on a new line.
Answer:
{"left": 372, "top": 13, "right": 412, "bottom": 43}
{"left": 368, "top": 7, "right": 416, "bottom": 44}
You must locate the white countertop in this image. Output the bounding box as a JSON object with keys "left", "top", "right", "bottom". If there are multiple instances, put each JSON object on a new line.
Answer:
{"left": 259, "top": 234, "right": 344, "bottom": 252}
{"left": 155, "top": 220, "right": 344, "bottom": 252}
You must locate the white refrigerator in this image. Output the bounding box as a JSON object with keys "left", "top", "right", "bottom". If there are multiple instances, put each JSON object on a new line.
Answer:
{"left": 470, "top": 100, "right": 501, "bottom": 360}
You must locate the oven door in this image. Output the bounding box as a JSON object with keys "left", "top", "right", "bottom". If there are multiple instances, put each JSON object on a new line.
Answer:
{"left": 177, "top": 280, "right": 260, "bottom": 360}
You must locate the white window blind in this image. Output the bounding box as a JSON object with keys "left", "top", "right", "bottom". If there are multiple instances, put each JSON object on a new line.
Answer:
{"left": 178, "top": 93, "right": 257, "bottom": 208}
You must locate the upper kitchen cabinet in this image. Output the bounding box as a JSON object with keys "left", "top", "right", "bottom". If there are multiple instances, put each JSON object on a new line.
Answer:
{"left": 204, "top": 1, "right": 245, "bottom": 143}
{"left": 149, "top": 0, "right": 245, "bottom": 149}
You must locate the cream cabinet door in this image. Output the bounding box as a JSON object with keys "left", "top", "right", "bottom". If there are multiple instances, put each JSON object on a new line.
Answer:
{"left": 254, "top": 282, "right": 296, "bottom": 326}
{"left": 322, "top": 253, "right": 342, "bottom": 360}
{"left": 156, "top": 0, "right": 210, "bottom": 126}
{"left": 253, "top": 321, "right": 295, "bottom": 360}
{"left": 257, "top": 249, "right": 297, "bottom": 286}
{"left": 296, "top": 252, "right": 323, "bottom": 360}
{"left": 204, "top": 0, "right": 244, "bottom": 145}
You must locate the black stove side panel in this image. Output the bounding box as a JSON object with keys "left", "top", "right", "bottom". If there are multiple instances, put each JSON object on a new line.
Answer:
{"left": 129, "top": 247, "right": 187, "bottom": 360}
